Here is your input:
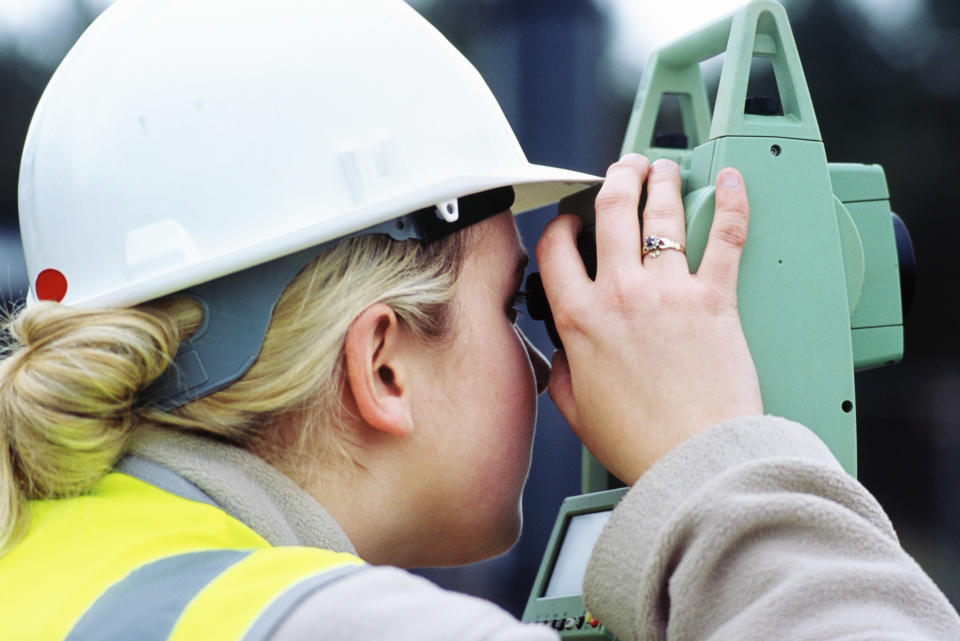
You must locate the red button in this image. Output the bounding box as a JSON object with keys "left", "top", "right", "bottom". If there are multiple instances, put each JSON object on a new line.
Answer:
{"left": 36, "top": 269, "right": 68, "bottom": 302}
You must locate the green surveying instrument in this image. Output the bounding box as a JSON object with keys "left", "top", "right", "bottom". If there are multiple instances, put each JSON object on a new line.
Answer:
{"left": 521, "top": 1, "right": 914, "bottom": 637}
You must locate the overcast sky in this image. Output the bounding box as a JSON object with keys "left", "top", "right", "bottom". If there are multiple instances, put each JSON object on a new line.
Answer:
{"left": 0, "top": 0, "right": 930, "bottom": 75}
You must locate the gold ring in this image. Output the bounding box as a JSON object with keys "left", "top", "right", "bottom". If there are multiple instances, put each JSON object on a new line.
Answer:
{"left": 642, "top": 235, "right": 686, "bottom": 259}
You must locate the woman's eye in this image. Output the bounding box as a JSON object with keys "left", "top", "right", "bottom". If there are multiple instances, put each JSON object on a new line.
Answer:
{"left": 507, "top": 291, "right": 527, "bottom": 324}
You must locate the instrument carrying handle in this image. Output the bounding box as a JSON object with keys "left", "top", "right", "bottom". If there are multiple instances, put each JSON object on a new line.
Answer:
{"left": 621, "top": 0, "right": 821, "bottom": 156}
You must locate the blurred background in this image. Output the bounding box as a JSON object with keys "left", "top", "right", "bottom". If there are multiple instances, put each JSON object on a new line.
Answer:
{"left": 2, "top": 0, "right": 958, "bottom": 618}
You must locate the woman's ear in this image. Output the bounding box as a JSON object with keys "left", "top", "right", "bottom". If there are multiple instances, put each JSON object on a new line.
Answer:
{"left": 344, "top": 303, "right": 414, "bottom": 438}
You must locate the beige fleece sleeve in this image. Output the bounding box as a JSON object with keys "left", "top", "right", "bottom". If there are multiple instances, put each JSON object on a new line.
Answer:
{"left": 583, "top": 415, "right": 960, "bottom": 641}
{"left": 267, "top": 565, "right": 559, "bottom": 641}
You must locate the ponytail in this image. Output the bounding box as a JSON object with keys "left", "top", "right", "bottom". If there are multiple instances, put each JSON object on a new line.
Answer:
{"left": 0, "top": 299, "right": 199, "bottom": 551}
{"left": 0, "top": 228, "right": 468, "bottom": 554}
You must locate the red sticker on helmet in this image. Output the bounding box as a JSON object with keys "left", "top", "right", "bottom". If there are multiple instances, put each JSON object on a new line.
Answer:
{"left": 36, "top": 269, "right": 68, "bottom": 302}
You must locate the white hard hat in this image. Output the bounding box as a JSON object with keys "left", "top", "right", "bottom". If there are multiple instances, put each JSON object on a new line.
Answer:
{"left": 19, "top": 0, "right": 600, "bottom": 308}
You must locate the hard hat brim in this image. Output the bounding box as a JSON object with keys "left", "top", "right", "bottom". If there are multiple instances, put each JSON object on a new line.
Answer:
{"left": 503, "top": 164, "right": 603, "bottom": 214}
{"left": 33, "top": 164, "right": 601, "bottom": 310}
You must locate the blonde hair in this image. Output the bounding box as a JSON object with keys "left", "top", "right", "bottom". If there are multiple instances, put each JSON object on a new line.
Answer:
{"left": 0, "top": 231, "right": 468, "bottom": 552}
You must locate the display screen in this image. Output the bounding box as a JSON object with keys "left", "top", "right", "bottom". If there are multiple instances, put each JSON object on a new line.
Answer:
{"left": 543, "top": 510, "right": 612, "bottom": 598}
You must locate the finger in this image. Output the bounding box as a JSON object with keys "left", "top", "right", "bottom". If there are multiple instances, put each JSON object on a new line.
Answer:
{"left": 594, "top": 154, "right": 649, "bottom": 278}
{"left": 547, "top": 350, "right": 579, "bottom": 427}
{"left": 536, "top": 213, "right": 588, "bottom": 316}
{"left": 640, "top": 158, "right": 687, "bottom": 272}
{"left": 698, "top": 168, "right": 750, "bottom": 294}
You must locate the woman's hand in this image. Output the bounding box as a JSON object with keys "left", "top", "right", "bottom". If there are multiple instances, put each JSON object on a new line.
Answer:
{"left": 536, "top": 154, "right": 763, "bottom": 485}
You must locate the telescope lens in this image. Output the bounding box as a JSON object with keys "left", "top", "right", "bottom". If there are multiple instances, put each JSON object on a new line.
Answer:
{"left": 891, "top": 212, "right": 915, "bottom": 317}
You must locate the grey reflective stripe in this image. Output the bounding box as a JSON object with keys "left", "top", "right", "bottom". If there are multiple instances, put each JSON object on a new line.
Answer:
{"left": 241, "top": 564, "right": 367, "bottom": 641}
{"left": 65, "top": 549, "right": 250, "bottom": 641}
{"left": 115, "top": 455, "right": 219, "bottom": 507}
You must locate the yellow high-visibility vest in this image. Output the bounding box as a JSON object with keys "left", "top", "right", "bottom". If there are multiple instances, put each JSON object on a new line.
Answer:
{"left": 0, "top": 465, "right": 365, "bottom": 641}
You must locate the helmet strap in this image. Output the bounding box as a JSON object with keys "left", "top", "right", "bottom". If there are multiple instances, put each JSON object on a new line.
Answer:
{"left": 139, "top": 244, "right": 329, "bottom": 411}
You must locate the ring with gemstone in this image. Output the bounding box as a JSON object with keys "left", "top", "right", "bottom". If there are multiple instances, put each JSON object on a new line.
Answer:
{"left": 642, "top": 235, "right": 686, "bottom": 259}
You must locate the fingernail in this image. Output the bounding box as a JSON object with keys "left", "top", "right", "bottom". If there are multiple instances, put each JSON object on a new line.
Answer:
{"left": 720, "top": 169, "right": 742, "bottom": 189}
{"left": 651, "top": 158, "right": 677, "bottom": 174}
